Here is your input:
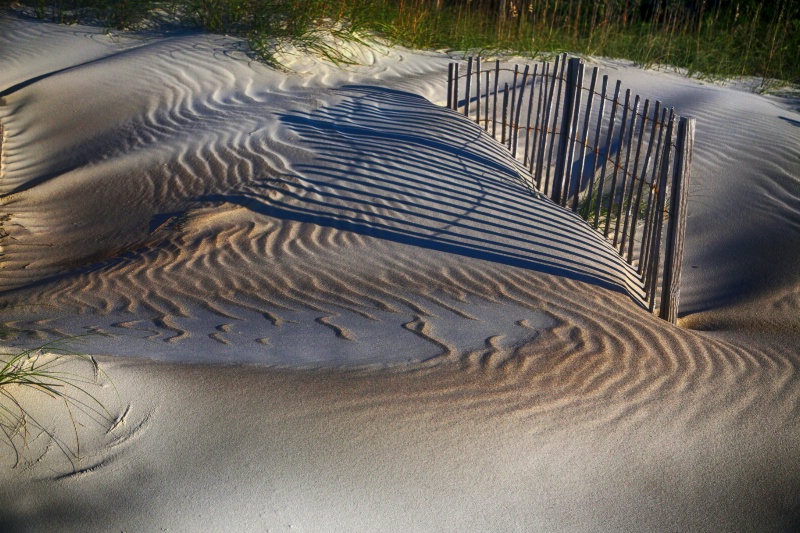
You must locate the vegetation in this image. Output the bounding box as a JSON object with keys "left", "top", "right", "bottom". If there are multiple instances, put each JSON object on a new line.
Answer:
{"left": 1, "top": 0, "right": 797, "bottom": 85}
{"left": 0, "top": 340, "right": 112, "bottom": 469}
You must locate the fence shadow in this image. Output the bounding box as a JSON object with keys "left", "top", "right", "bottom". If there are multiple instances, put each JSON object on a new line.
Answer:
{"left": 203, "top": 85, "right": 645, "bottom": 303}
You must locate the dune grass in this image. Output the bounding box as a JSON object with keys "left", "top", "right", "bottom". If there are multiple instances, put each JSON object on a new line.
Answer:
{"left": 0, "top": 340, "right": 112, "bottom": 469}
{"left": 2, "top": 0, "right": 797, "bottom": 87}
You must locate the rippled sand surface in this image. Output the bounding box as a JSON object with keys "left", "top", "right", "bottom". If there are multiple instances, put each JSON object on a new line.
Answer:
{"left": 1, "top": 12, "right": 799, "bottom": 532}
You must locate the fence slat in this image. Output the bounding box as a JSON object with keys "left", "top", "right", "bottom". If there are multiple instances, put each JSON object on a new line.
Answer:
{"left": 509, "top": 65, "right": 519, "bottom": 148}
{"left": 659, "top": 116, "right": 694, "bottom": 323}
{"left": 453, "top": 63, "right": 459, "bottom": 113}
{"left": 640, "top": 107, "right": 668, "bottom": 277}
{"left": 627, "top": 100, "right": 661, "bottom": 263}
{"left": 604, "top": 89, "right": 632, "bottom": 238}
{"left": 593, "top": 80, "right": 622, "bottom": 229}
{"left": 523, "top": 64, "right": 539, "bottom": 168}
{"left": 553, "top": 57, "right": 581, "bottom": 204}
{"left": 447, "top": 63, "right": 453, "bottom": 109}
{"left": 620, "top": 98, "right": 651, "bottom": 257}
{"left": 512, "top": 65, "right": 530, "bottom": 158}
{"left": 563, "top": 60, "right": 585, "bottom": 208}
{"left": 484, "top": 67, "right": 490, "bottom": 131}
{"left": 573, "top": 66, "right": 599, "bottom": 212}
{"left": 475, "top": 57, "right": 481, "bottom": 125}
{"left": 464, "top": 56, "right": 473, "bottom": 118}
{"left": 585, "top": 74, "right": 609, "bottom": 224}
{"left": 492, "top": 60, "right": 500, "bottom": 137}
{"left": 545, "top": 54, "right": 566, "bottom": 197}
{"left": 646, "top": 109, "right": 676, "bottom": 310}
{"left": 532, "top": 61, "right": 549, "bottom": 186}
{"left": 613, "top": 93, "right": 640, "bottom": 247}
{"left": 501, "top": 83, "right": 509, "bottom": 145}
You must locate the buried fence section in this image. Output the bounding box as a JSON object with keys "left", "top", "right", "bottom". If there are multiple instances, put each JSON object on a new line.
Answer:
{"left": 446, "top": 56, "right": 695, "bottom": 323}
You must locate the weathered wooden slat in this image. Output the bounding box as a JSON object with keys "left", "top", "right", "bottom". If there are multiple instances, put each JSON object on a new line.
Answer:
{"left": 453, "top": 62, "right": 459, "bottom": 113}
{"left": 593, "top": 80, "right": 622, "bottom": 229}
{"left": 501, "top": 82, "right": 509, "bottom": 145}
{"left": 484, "top": 67, "right": 490, "bottom": 131}
{"left": 537, "top": 61, "right": 560, "bottom": 194}
{"left": 639, "top": 107, "right": 668, "bottom": 276}
{"left": 613, "top": 93, "right": 640, "bottom": 247}
{"left": 620, "top": 98, "right": 651, "bottom": 258}
{"left": 563, "top": 60, "right": 585, "bottom": 208}
{"left": 523, "top": 64, "right": 539, "bottom": 168}
{"left": 447, "top": 63, "right": 453, "bottom": 109}
{"left": 512, "top": 64, "right": 530, "bottom": 158}
{"left": 604, "top": 89, "right": 632, "bottom": 238}
{"left": 627, "top": 100, "right": 661, "bottom": 263}
{"left": 545, "top": 54, "right": 566, "bottom": 197}
{"left": 532, "top": 61, "right": 549, "bottom": 185}
{"left": 553, "top": 57, "right": 581, "bottom": 204}
{"left": 475, "top": 56, "right": 481, "bottom": 125}
{"left": 645, "top": 109, "right": 676, "bottom": 310}
{"left": 585, "top": 74, "right": 609, "bottom": 224}
{"left": 464, "top": 56, "right": 473, "bottom": 118}
{"left": 659, "top": 116, "right": 694, "bottom": 323}
{"left": 509, "top": 65, "right": 519, "bottom": 149}
{"left": 492, "top": 60, "right": 500, "bottom": 137}
{"left": 573, "top": 66, "right": 599, "bottom": 213}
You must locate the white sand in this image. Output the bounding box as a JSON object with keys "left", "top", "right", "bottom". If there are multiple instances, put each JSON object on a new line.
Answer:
{"left": 1, "top": 12, "right": 799, "bottom": 532}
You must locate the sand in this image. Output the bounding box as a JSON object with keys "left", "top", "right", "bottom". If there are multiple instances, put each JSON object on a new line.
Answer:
{"left": 1, "top": 11, "right": 799, "bottom": 532}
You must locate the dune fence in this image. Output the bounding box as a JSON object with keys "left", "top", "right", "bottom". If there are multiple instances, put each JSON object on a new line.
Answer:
{"left": 446, "top": 55, "right": 695, "bottom": 323}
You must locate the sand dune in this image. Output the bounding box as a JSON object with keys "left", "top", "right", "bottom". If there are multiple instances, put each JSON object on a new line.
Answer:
{"left": 1, "top": 11, "right": 799, "bottom": 532}
{"left": 1, "top": 28, "right": 644, "bottom": 365}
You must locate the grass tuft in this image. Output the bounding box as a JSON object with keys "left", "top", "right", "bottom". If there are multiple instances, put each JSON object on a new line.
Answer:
{"left": 0, "top": 339, "right": 113, "bottom": 470}
{"left": 2, "top": 0, "right": 797, "bottom": 87}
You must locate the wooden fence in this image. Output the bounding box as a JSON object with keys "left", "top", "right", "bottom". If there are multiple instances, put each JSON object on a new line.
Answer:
{"left": 447, "top": 54, "right": 695, "bottom": 323}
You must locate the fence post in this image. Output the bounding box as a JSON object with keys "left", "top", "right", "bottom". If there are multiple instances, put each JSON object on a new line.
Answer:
{"left": 563, "top": 60, "right": 585, "bottom": 208}
{"left": 659, "top": 116, "right": 695, "bottom": 323}
{"left": 552, "top": 57, "right": 581, "bottom": 205}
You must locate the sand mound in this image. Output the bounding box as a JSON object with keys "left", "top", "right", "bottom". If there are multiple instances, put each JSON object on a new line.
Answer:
{"left": 1, "top": 21, "right": 642, "bottom": 366}
{"left": 1, "top": 13, "right": 799, "bottom": 532}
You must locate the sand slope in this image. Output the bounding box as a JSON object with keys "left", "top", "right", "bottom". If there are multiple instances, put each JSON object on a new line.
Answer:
{"left": 1, "top": 12, "right": 799, "bottom": 532}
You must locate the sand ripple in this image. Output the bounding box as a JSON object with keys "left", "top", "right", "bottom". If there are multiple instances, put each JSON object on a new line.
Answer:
{"left": 1, "top": 21, "right": 798, "bottom": 437}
